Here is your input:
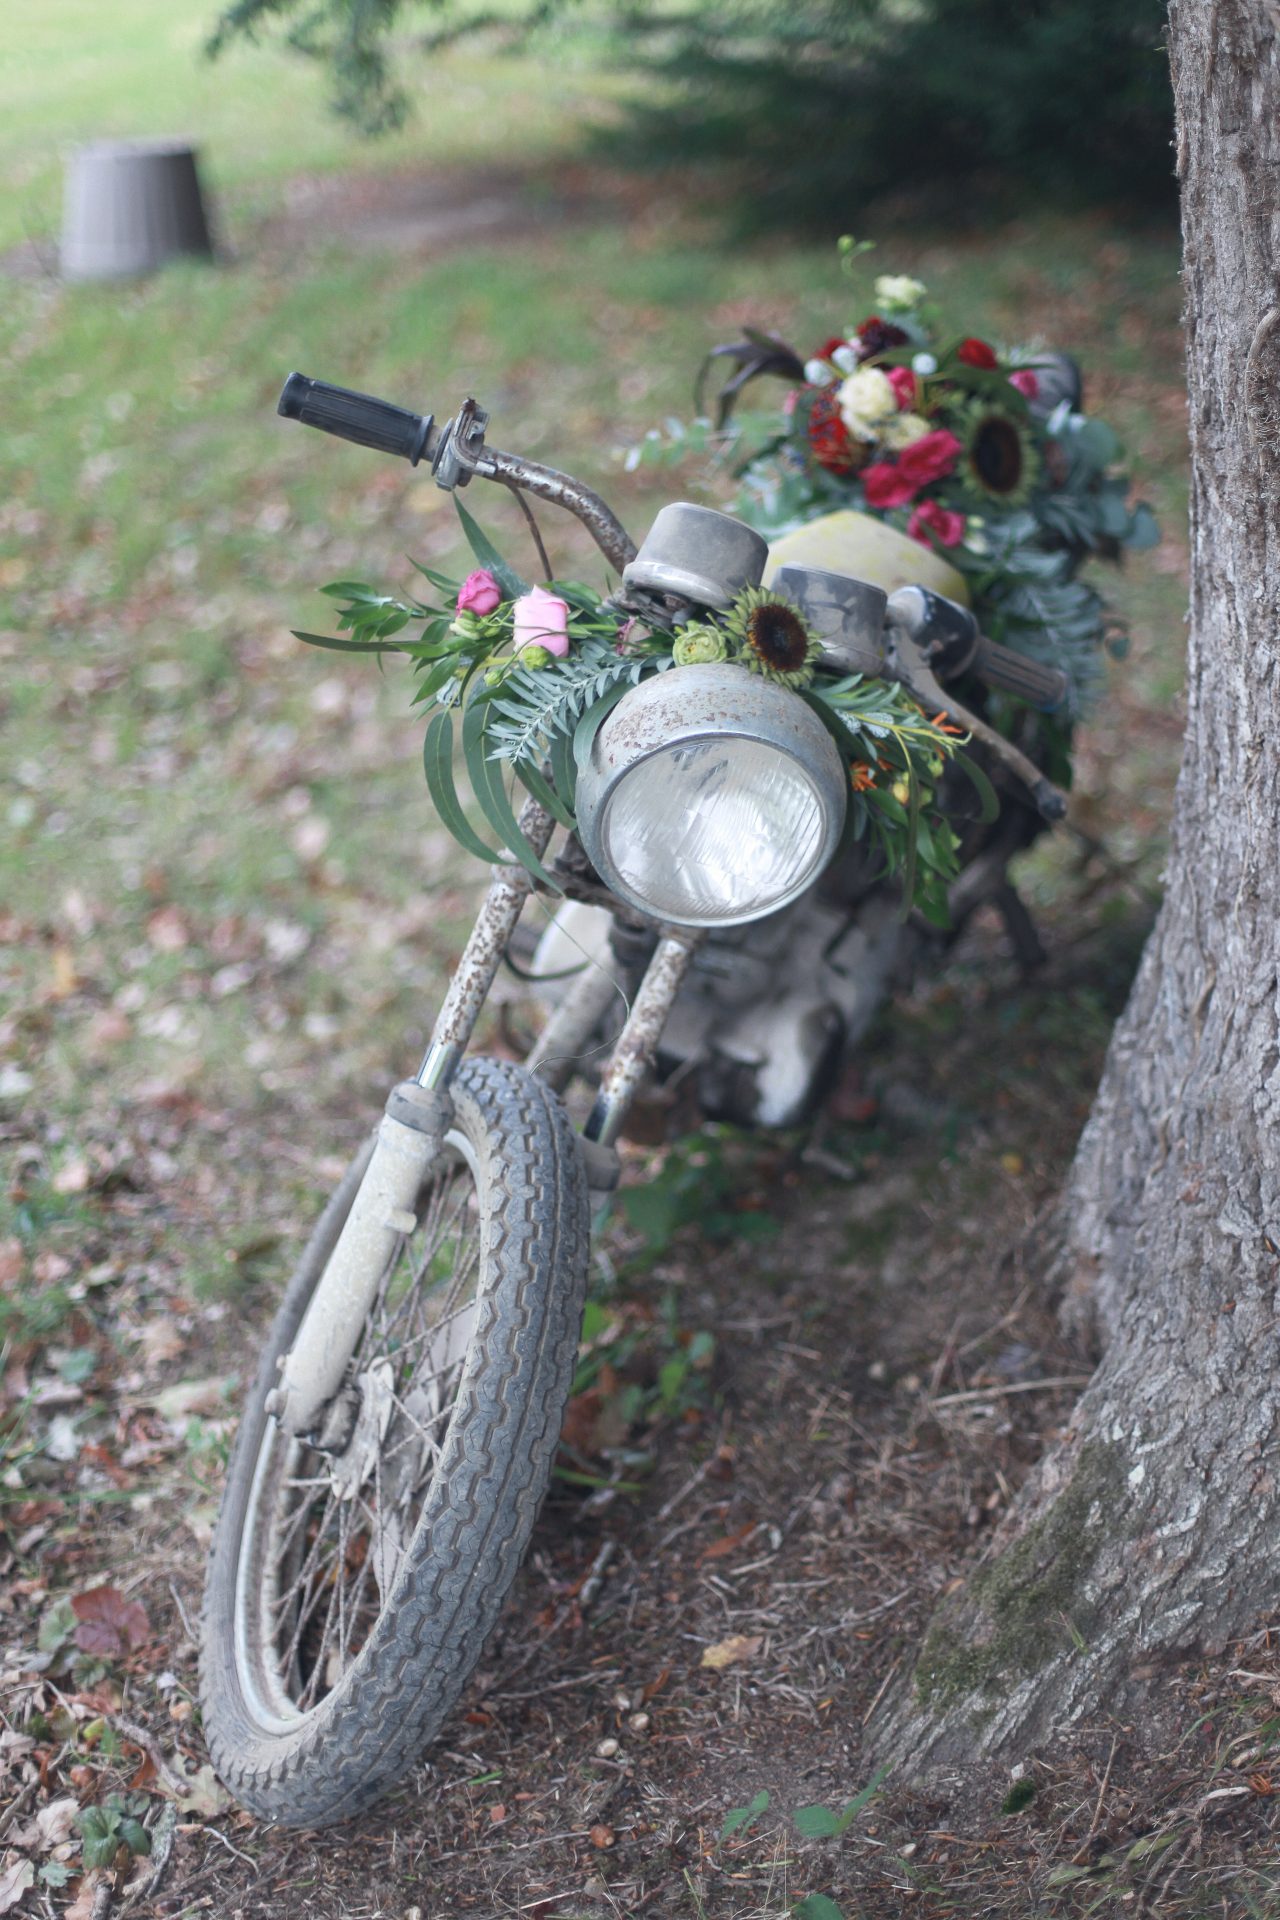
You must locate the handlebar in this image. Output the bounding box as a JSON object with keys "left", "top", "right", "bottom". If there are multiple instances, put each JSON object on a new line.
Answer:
{"left": 278, "top": 373, "right": 437, "bottom": 466}
{"left": 277, "top": 371, "right": 1069, "bottom": 817}
{"left": 277, "top": 371, "right": 637, "bottom": 573}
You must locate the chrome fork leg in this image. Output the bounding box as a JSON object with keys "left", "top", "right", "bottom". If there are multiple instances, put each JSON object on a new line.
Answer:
{"left": 271, "top": 799, "right": 554, "bottom": 1439}
{"left": 417, "top": 797, "right": 555, "bottom": 1091}
{"left": 583, "top": 932, "right": 701, "bottom": 1149}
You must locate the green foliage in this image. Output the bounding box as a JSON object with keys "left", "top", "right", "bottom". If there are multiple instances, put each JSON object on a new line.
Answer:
{"left": 721, "top": 1788, "right": 770, "bottom": 1839}
{"left": 1001, "top": 1775, "right": 1038, "bottom": 1815}
{"left": 619, "top": 1131, "right": 780, "bottom": 1256}
{"left": 603, "top": 0, "right": 1173, "bottom": 229}
{"left": 76, "top": 1794, "right": 152, "bottom": 1870}
{"left": 792, "top": 1764, "right": 890, "bottom": 1839}
{"left": 203, "top": 0, "right": 1172, "bottom": 226}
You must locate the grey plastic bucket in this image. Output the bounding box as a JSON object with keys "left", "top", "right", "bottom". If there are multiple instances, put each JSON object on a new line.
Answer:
{"left": 61, "top": 140, "right": 214, "bottom": 282}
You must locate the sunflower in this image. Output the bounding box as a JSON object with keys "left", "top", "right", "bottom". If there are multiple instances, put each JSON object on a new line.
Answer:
{"left": 725, "top": 587, "right": 822, "bottom": 689}
{"left": 958, "top": 400, "right": 1040, "bottom": 506}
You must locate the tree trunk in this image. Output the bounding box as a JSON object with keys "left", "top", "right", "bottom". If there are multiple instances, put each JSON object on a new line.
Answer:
{"left": 876, "top": 0, "right": 1280, "bottom": 1767}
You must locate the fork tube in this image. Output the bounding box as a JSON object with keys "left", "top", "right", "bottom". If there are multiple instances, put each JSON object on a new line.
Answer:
{"left": 417, "top": 797, "right": 554, "bottom": 1091}
{"left": 583, "top": 931, "right": 701, "bottom": 1148}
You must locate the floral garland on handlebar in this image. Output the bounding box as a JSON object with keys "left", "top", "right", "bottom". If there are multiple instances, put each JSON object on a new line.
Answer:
{"left": 298, "top": 499, "right": 986, "bottom": 927}
{"left": 632, "top": 242, "right": 1159, "bottom": 721}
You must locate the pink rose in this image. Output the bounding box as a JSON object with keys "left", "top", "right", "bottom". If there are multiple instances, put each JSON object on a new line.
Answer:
{"left": 886, "top": 365, "right": 917, "bottom": 410}
{"left": 1008, "top": 369, "right": 1040, "bottom": 401}
{"left": 862, "top": 429, "right": 964, "bottom": 509}
{"left": 512, "top": 586, "right": 570, "bottom": 658}
{"left": 456, "top": 569, "right": 502, "bottom": 616}
{"left": 907, "top": 500, "right": 967, "bottom": 548}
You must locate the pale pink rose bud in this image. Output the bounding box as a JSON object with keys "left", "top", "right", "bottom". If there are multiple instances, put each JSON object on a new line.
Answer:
{"left": 456, "top": 569, "right": 502, "bottom": 616}
{"left": 1008, "top": 369, "right": 1040, "bottom": 400}
{"left": 512, "top": 586, "right": 571, "bottom": 658}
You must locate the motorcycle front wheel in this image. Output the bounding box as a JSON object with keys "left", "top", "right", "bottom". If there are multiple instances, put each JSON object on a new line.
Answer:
{"left": 200, "top": 1057, "right": 590, "bottom": 1828}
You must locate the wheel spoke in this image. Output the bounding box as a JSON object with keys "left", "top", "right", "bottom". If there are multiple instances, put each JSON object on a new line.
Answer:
{"left": 249, "top": 1137, "right": 486, "bottom": 1716}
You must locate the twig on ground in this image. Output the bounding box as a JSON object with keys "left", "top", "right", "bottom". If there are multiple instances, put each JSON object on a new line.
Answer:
{"left": 928, "top": 1375, "right": 1092, "bottom": 1409}
{"left": 1086, "top": 1733, "right": 1120, "bottom": 1844}
{"left": 202, "top": 1825, "right": 258, "bottom": 1871}
{"left": 108, "top": 1716, "right": 189, "bottom": 1799}
{"left": 578, "top": 1540, "right": 616, "bottom": 1612}
{"left": 120, "top": 1803, "right": 178, "bottom": 1914}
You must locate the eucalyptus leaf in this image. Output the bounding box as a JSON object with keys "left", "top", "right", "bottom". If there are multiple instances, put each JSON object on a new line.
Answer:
{"left": 453, "top": 497, "right": 529, "bottom": 600}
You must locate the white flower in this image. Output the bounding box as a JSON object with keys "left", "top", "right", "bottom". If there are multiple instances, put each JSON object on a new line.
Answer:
{"left": 804, "top": 358, "right": 832, "bottom": 385}
{"left": 875, "top": 274, "right": 927, "bottom": 312}
{"left": 831, "top": 344, "right": 858, "bottom": 374}
{"left": 837, "top": 366, "right": 897, "bottom": 442}
{"left": 880, "top": 410, "right": 931, "bottom": 451}
{"left": 911, "top": 351, "right": 938, "bottom": 376}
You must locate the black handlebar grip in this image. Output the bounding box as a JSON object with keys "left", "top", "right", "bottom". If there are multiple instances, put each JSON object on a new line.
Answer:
{"left": 278, "top": 372, "right": 433, "bottom": 465}
{"left": 971, "top": 635, "right": 1069, "bottom": 712}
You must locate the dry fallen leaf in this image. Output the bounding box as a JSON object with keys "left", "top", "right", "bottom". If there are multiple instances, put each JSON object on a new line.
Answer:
{"left": 64, "top": 1868, "right": 107, "bottom": 1920}
{"left": 24, "top": 1796, "right": 80, "bottom": 1852}
{"left": 152, "top": 1377, "right": 232, "bottom": 1420}
{"left": 165, "top": 1761, "right": 231, "bottom": 1818}
{"left": 0, "top": 1856, "right": 34, "bottom": 1917}
{"left": 699, "top": 1633, "right": 763, "bottom": 1672}
{"left": 71, "top": 1586, "right": 150, "bottom": 1658}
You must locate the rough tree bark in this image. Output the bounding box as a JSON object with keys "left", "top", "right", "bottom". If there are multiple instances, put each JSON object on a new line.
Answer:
{"left": 876, "top": 0, "right": 1280, "bottom": 1767}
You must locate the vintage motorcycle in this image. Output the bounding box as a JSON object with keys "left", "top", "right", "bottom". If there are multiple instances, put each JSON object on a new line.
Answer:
{"left": 199, "top": 371, "right": 1072, "bottom": 1827}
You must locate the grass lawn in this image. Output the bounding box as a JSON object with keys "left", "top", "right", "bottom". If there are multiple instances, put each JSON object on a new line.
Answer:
{"left": 3, "top": 8, "right": 1250, "bottom": 1918}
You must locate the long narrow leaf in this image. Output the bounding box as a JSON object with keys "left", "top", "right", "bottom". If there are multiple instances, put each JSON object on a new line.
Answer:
{"left": 293, "top": 629, "right": 410, "bottom": 655}
{"left": 461, "top": 699, "right": 562, "bottom": 891}
{"left": 549, "top": 725, "right": 578, "bottom": 817}
{"left": 515, "top": 756, "right": 576, "bottom": 831}
{"left": 453, "top": 497, "right": 529, "bottom": 600}
{"left": 422, "top": 709, "right": 504, "bottom": 865}
{"left": 572, "top": 678, "right": 635, "bottom": 770}
{"left": 953, "top": 749, "right": 1000, "bottom": 824}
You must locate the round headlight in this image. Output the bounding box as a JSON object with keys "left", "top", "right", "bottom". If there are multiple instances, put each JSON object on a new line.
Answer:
{"left": 575, "top": 664, "right": 847, "bottom": 928}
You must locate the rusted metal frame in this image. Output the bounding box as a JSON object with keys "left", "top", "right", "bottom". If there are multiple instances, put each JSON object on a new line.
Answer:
{"left": 583, "top": 931, "right": 703, "bottom": 1150}
{"left": 472, "top": 448, "right": 638, "bottom": 575}
{"left": 417, "top": 796, "right": 556, "bottom": 1091}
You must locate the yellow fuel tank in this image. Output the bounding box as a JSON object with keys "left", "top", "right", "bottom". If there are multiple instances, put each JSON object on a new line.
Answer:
{"left": 764, "top": 509, "right": 969, "bottom": 604}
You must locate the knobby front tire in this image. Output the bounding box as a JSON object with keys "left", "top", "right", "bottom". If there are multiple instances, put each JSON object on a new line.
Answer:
{"left": 200, "top": 1058, "right": 590, "bottom": 1828}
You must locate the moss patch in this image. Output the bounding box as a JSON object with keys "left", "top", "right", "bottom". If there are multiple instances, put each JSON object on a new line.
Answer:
{"left": 914, "top": 1439, "right": 1128, "bottom": 1711}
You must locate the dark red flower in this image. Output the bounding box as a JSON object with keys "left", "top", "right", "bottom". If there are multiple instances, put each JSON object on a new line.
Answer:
{"left": 806, "top": 387, "right": 863, "bottom": 475}
{"left": 855, "top": 316, "right": 910, "bottom": 359}
{"left": 956, "top": 337, "right": 999, "bottom": 370}
{"left": 816, "top": 336, "right": 849, "bottom": 362}
{"left": 862, "top": 430, "right": 964, "bottom": 509}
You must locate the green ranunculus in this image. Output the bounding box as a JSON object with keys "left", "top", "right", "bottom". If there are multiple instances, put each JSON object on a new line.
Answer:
{"left": 673, "top": 625, "right": 728, "bottom": 667}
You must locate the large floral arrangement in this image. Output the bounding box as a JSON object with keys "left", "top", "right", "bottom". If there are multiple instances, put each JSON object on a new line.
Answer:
{"left": 299, "top": 500, "right": 987, "bottom": 925}
{"left": 634, "top": 244, "right": 1158, "bottom": 716}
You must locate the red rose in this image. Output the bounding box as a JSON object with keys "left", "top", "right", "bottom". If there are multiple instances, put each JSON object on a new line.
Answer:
{"left": 816, "top": 336, "right": 849, "bottom": 361}
{"left": 862, "top": 462, "right": 919, "bottom": 509}
{"left": 956, "top": 337, "right": 998, "bottom": 370}
{"left": 886, "top": 365, "right": 917, "bottom": 410}
{"left": 1008, "top": 368, "right": 1040, "bottom": 400}
{"left": 861, "top": 429, "right": 964, "bottom": 510}
{"left": 907, "top": 500, "right": 967, "bottom": 548}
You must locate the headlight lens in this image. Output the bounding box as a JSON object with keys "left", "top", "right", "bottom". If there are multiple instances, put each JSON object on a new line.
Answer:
{"left": 575, "top": 665, "right": 847, "bottom": 928}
